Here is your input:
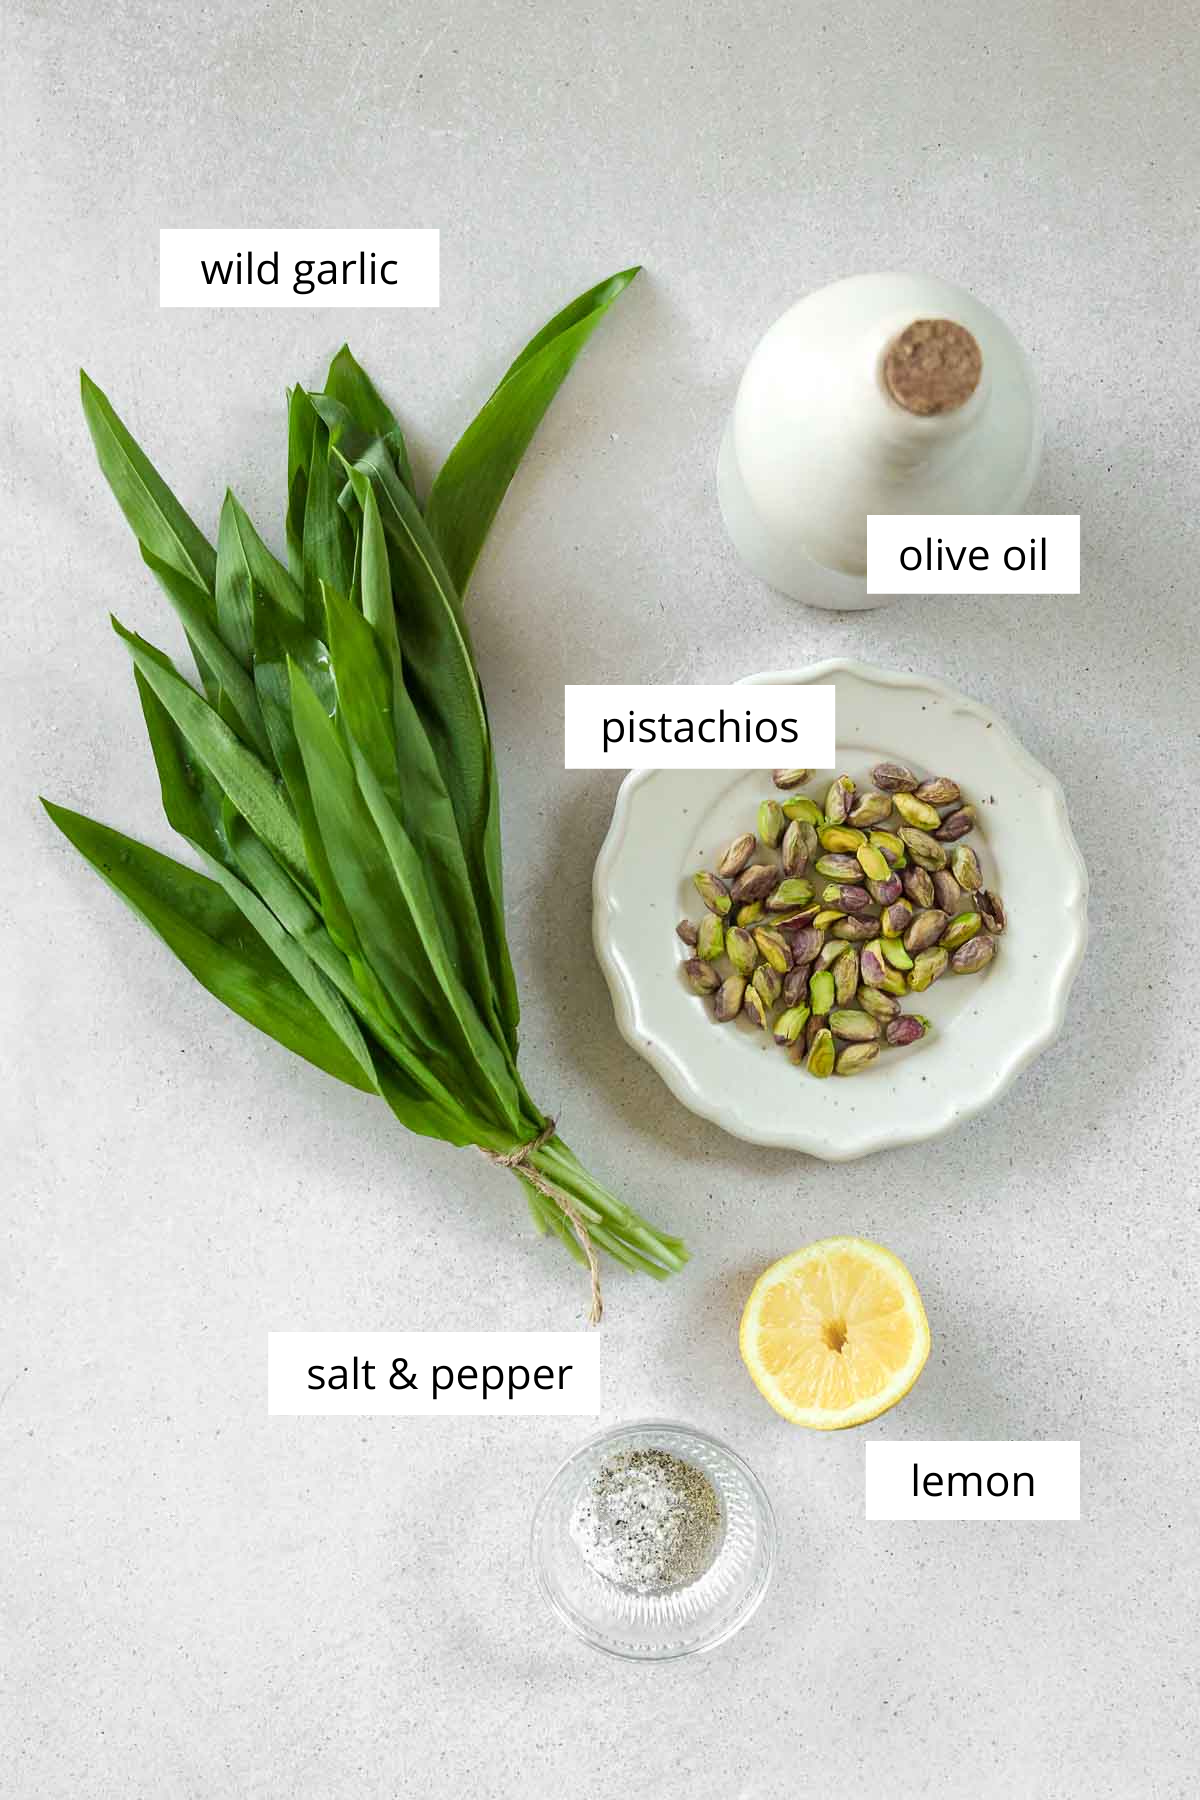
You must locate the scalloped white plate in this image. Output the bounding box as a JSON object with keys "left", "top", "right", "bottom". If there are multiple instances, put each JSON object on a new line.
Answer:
{"left": 592, "top": 660, "right": 1088, "bottom": 1160}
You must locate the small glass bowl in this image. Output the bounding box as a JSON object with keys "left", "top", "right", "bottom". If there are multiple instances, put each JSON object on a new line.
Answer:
{"left": 531, "top": 1419, "right": 776, "bottom": 1660}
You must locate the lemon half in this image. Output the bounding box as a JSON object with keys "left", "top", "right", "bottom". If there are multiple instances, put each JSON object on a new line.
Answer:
{"left": 740, "top": 1236, "right": 931, "bottom": 1429}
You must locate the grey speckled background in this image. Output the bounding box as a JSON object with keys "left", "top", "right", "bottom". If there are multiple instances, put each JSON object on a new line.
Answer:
{"left": 4, "top": 3, "right": 1198, "bottom": 1796}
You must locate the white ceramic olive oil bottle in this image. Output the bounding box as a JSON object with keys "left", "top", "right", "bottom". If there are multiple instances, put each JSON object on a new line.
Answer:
{"left": 717, "top": 272, "right": 1041, "bottom": 610}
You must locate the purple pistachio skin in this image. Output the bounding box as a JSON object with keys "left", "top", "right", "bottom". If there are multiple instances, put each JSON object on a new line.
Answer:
{"left": 885, "top": 1014, "right": 928, "bottom": 1047}
{"left": 788, "top": 926, "right": 824, "bottom": 966}
{"left": 731, "top": 863, "right": 778, "bottom": 903}
{"left": 950, "top": 934, "right": 997, "bottom": 974}
{"left": 676, "top": 918, "right": 699, "bottom": 946}
{"left": 782, "top": 966, "right": 810, "bottom": 1007}
{"left": 880, "top": 899, "right": 913, "bottom": 937}
{"left": 975, "top": 889, "right": 1007, "bottom": 934}
{"left": 868, "top": 873, "right": 904, "bottom": 907}
{"left": 838, "top": 884, "right": 874, "bottom": 914}
{"left": 683, "top": 957, "right": 720, "bottom": 995}
{"left": 902, "top": 865, "right": 935, "bottom": 909}
{"left": 831, "top": 916, "right": 876, "bottom": 941}
{"left": 934, "top": 807, "right": 975, "bottom": 842}
{"left": 932, "top": 869, "right": 966, "bottom": 914}
{"left": 815, "top": 853, "right": 865, "bottom": 883}
{"left": 903, "top": 908, "right": 949, "bottom": 954}
{"left": 914, "top": 777, "right": 961, "bottom": 807}
{"left": 871, "top": 762, "right": 919, "bottom": 792}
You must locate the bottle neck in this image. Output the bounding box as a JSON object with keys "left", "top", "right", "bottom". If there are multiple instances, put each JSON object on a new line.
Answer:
{"left": 844, "top": 316, "right": 989, "bottom": 477}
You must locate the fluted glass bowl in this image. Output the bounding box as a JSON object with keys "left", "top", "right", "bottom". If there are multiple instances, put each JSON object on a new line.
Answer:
{"left": 531, "top": 1419, "right": 776, "bottom": 1660}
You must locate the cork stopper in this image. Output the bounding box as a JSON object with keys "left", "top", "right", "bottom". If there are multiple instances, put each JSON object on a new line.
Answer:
{"left": 883, "top": 318, "right": 982, "bottom": 417}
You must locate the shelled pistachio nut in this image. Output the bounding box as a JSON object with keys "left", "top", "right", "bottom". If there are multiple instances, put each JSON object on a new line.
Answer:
{"left": 856, "top": 843, "right": 892, "bottom": 883}
{"left": 744, "top": 983, "right": 771, "bottom": 1029}
{"left": 848, "top": 790, "right": 895, "bottom": 829}
{"left": 902, "top": 865, "right": 935, "bottom": 909}
{"left": 676, "top": 917, "right": 699, "bottom": 946}
{"left": 753, "top": 963, "right": 783, "bottom": 1006}
{"left": 857, "top": 984, "right": 901, "bottom": 1021}
{"left": 823, "top": 775, "right": 856, "bottom": 825}
{"left": 880, "top": 899, "right": 914, "bottom": 938}
{"left": 940, "top": 911, "right": 982, "bottom": 951}
{"left": 736, "top": 900, "right": 764, "bottom": 926}
{"left": 774, "top": 1004, "right": 810, "bottom": 1045}
{"left": 753, "top": 927, "right": 793, "bottom": 972}
{"left": 819, "top": 823, "right": 866, "bottom": 853}
{"left": 871, "top": 761, "right": 919, "bottom": 792}
{"left": 885, "top": 1014, "right": 929, "bottom": 1047}
{"left": 975, "top": 890, "right": 1007, "bottom": 934}
{"left": 782, "top": 819, "right": 818, "bottom": 876}
{"left": 833, "top": 945, "right": 860, "bottom": 1006}
{"left": 806, "top": 1027, "right": 836, "bottom": 1077}
{"left": 768, "top": 878, "right": 815, "bottom": 911}
{"left": 808, "top": 969, "right": 835, "bottom": 1016}
{"left": 782, "top": 965, "right": 810, "bottom": 1007}
{"left": 898, "top": 826, "right": 948, "bottom": 872}
{"left": 934, "top": 806, "right": 975, "bottom": 842}
{"left": 914, "top": 776, "right": 960, "bottom": 807}
{"left": 829, "top": 1008, "right": 881, "bottom": 1043}
{"left": 788, "top": 926, "right": 825, "bottom": 966}
{"left": 951, "top": 844, "right": 983, "bottom": 892}
{"left": 773, "top": 768, "right": 812, "bottom": 789}
{"left": 836, "top": 1041, "right": 880, "bottom": 1075}
{"left": 725, "top": 926, "right": 759, "bottom": 979}
{"left": 903, "top": 908, "right": 948, "bottom": 954}
{"left": 823, "top": 882, "right": 872, "bottom": 913}
{"left": 758, "top": 798, "right": 785, "bottom": 848}
{"left": 818, "top": 938, "right": 850, "bottom": 969}
{"left": 694, "top": 871, "right": 732, "bottom": 914}
{"left": 908, "top": 946, "right": 949, "bottom": 991}
{"left": 868, "top": 872, "right": 904, "bottom": 907}
{"left": 950, "top": 934, "right": 996, "bottom": 974}
{"left": 717, "top": 832, "right": 756, "bottom": 879}
{"left": 781, "top": 795, "right": 823, "bottom": 825}
{"left": 731, "top": 862, "right": 778, "bottom": 903}
{"left": 714, "top": 975, "right": 747, "bottom": 1020}
{"left": 697, "top": 914, "right": 725, "bottom": 960}
{"left": 892, "top": 791, "right": 942, "bottom": 830}
{"left": 880, "top": 937, "right": 914, "bottom": 971}
{"left": 831, "top": 915, "right": 876, "bottom": 942}
{"left": 869, "top": 829, "right": 907, "bottom": 867}
{"left": 932, "top": 869, "right": 966, "bottom": 914}
{"left": 684, "top": 957, "right": 721, "bottom": 995}
{"left": 815, "top": 853, "right": 864, "bottom": 883}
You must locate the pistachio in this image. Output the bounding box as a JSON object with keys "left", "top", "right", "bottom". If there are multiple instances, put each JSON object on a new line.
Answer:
{"left": 775, "top": 907, "right": 819, "bottom": 933}
{"left": 836, "top": 1041, "right": 880, "bottom": 1076}
{"left": 871, "top": 762, "right": 919, "bottom": 793}
{"left": 950, "top": 933, "right": 997, "bottom": 974}
{"left": 829, "top": 1008, "right": 881, "bottom": 1043}
{"left": 892, "top": 791, "right": 943, "bottom": 830}
{"left": 848, "top": 790, "right": 895, "bottom": 829}
{"left": 902, "top": 865, "right": 935, "bottom": 909}
{"left": 683, "top": 957, "right": 721, "bottom": 995}
{"left": 697, "top": 913, "right": 725, "bottom": 960}
{"left": 857, "top": 984, "right": 901, "bottom": 1021}
{"left": 753, "top": 927, "right": 793, "bottom": 972}
{"left": 880, "top": 898, "right": 914, "bottom": 939}
{"left": 860, "top": 940, "right": 889, "bottom": 987}
{"left": 716, "top": 832, "right": 757, "bottom": 879}
{"left": 806, "top": 1027, "right": 836, "bottom": 1078}
{"left": 856, "top": 843, "right": 892, "bottom": 883}
{"left": 903, "top": 908, "right": 948, "bottom": 954}
{"left": 880, "top": 938, "right": 914, "bottom": 970}
{"left": 808, "top": 969, "right": 835, "bottom": 1016}
{"left": 823, "top": 882, "right": 872, "bottom": 913}
{"left": 869, "top": 828, "right": 907, "bottom": 867}
{"left": 934, "top": 806, "right": 976, "bottom": 843}
{"left": 831, "top": 915, "right": 876, "bottom": 941}
{"left": 789, "top": 926, "right": 825, "bottom": 967}
{"left": 714, "top": 975, "right": 747, "bottom": 1021}
{"left": 782, "top": 966, "right": 810, "bottom": 1007}
{"left": 753, "top": 963, "right": 783, "bottom": 1006}
{"left": 693, "top": 870, "right": 732, "bottom": 914}
{"left": 868, "top": 873, "right": 904, "bottom": 907}
{"left": 773, "top": 768, "right": 812, "bottom": 789}
{"left": 725, "top": 926, "right": 759, "bottom": 979}
{"left": 736, "top": 900, "right": 764, "bottom": 927}
{"left": 951, "top": 844, "right": 983, "bottom": 892}
{"left": 833, "top": 944, "right": 860, "bottom": 1006}
{"left": 914, "top": 776, "right": 961, "bottom": 807}
{"left": 814, "top": 853, "right": 863, "bottom": 883}
{"left": 975, "top": 889, "right": 1007, "bottom": 934}
{"left": 768, "top": 877, "right": 815, "bottom": 911}
{"left": 819, "top": 823, "right": 866, "bottom": 854}
{"left": 823, "top": 775, "right": 856, "bottom": 825}
{"left": 676, "top": 917, "right": 699, "bottom": 946}
{"left": 744, "top": 984, "right": 771, "bottom": 1029}
{"left": 940, "top": 910, "right": 982, "bottom": 951}
{"left": 897, "top": 826, "right": 948, "bottom": 871}
{"left": 908, "top": 946, "right": 948, "bottom": 991}
{"left": 818, "top": 938, "right": 851, "bottom": 969}
{"left": 758, "top": 798, "right": 785, "bottom": 848}
{"left": 885, "top": 1014, "right": 929, "bottom": 1047}
{"left": 804, "top": 1013, "right": 826, "bottom": 1053}
{"left": 932, "top": 869, "right": 967, "bottom": 914}
{"left": 774, "top": 1004, "right": 810, "bottom": 1045}
{"left": 782, "top": 818, "right": 818, "bottom": 877}
{"left": 731, "top": 863, "right": 778, "bottom": 903}
{"left": 781, "top": 795, "right": 824, "bottom": 825}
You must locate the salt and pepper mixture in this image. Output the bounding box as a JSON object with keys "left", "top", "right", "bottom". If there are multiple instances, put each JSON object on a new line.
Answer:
{"left": 570, "top": 1447, "right": 723, "bottom": 1594}
{"left": 717, "top": 271, "right": 1041, "bottom": 610}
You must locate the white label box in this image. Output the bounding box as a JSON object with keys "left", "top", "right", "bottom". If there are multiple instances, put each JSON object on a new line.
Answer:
{"left": 563, "top": 684, "right": 835, "bottom": 770}
{"left": 160, "top": 229, "right": 439, "bottom": 308}
{"left": 865, "top": 1441, "right": 1080, "bottom": 1520}
{"left": 267, "top": 1332, "right": 599, "bottom": 1416}
{"left": 866, "top": 515, "right": 1080, "bottom": 594}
